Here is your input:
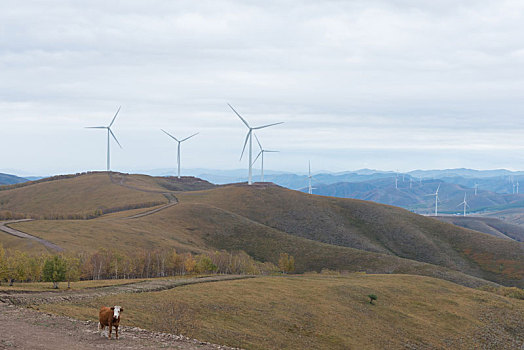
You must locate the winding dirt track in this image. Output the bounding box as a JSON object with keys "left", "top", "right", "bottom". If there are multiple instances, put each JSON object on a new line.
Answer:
{"left": 0, "top": 219, "right": 63, "bottom": 252}
{"left": 0, "top": 275, "right": 250, "bottom": 349}
{"left": 0, "top": 173, "right": 180, "bottom": 251}
{"left": 109, "top": 173, "right": 179, "bottom": 220}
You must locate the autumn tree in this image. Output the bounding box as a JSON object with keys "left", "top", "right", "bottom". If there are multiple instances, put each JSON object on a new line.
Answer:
{"left": 64, "top": 254, "right": 81, "bottom": 288}
{"left": 6, "top": 250, "right": 29, "bottom": 285}
{"left": 167, "top": 249, "right": 185, "bottom": 276}
{"left": 195, "top": 255, "right": 218, "bottom": 274}
{"left": 27, "top": 255, "right": 43, "bottom": 282}
{"left": 0, "top": 244, "right": 7, "bottom": 285}
{"left": 42, "top": 255, "right": 66, "bottom": 289}
{"left": 184, "top": 254, "right": 196, "bottom": 275}
{"left": 278, "top": 253, "right": 295, "bottom": 274}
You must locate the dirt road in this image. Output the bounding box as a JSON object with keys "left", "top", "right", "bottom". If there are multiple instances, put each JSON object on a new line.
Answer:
{"left": 0, "top": 303, "right": 235, "bottom": 349}
{"left": 0, "top": 219, "right": 63, "bottom": 252}
{"left": 0, "top": 275, "right": 250, "bottom": 349}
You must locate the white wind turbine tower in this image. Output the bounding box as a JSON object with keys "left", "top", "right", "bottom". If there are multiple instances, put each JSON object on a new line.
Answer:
{"left": 474, "top": 183, "right": 478, "bottom": 196}
{"left": 85, "top": 106, "right": 123, "bottom": 172}
{"left": 307, "top": 161, "right": 316, "bottom": 194}
{"left": 426, "top": 184, "right": 441, "bottom": 216}
{"left": 252, "top": 134, "right": 278, "bottom": 182}
{"left": 161, "top": 129, "right": 199, "bottom": 179}
{"left": 517, "top": 181, "right": 520, "bottom": 194}
{"left": 457, "top": 192, "right": 470, "bottom": 216}
{"left": 228, "top": 103, "right": 283, "bottom": 185}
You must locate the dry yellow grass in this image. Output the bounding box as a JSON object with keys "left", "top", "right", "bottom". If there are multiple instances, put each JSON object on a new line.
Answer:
{"left": 38, "top": 274, "right": 524, "bottom": 349}
{"left": 0, "top": 173, "right": 167, "bottom": 218}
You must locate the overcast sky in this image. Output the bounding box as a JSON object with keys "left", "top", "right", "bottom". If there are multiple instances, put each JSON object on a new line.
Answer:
{"left": 2, "top": 0, "right": 524, "bottom": 176}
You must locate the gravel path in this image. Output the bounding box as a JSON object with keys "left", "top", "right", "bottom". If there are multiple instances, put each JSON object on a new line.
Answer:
{"left": 0, "top": 219, "right": 63, "bottom": 252}
{"left": 0, "top": 275, "right": 254, "bottom": 306}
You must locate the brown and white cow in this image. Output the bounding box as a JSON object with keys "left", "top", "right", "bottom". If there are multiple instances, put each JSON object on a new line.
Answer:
{"left": 98, "top": 305, "right": 123, "bottom": 339}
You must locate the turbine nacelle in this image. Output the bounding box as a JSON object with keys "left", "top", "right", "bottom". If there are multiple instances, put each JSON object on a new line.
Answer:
{"left": 228, "top": 103, "right": 283, "bottom": 185}
{"left": 85, "top": 106, "right": 123, "bottom": 171}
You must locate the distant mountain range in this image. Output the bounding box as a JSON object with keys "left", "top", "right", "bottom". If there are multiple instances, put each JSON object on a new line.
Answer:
{"left": 4, "top": 167, "right": 524, "bottom": 214}
{"left": 0, "top": 173, "right": 29, "bottom": 185}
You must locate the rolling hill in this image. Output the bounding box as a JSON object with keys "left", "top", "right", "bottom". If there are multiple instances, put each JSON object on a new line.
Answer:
{"left": 1, "top": 172, "right": 523, "bottom": 288}
{"left": 436, "top": 216, "right": 524, "bottom": 242}
{"left": 0, "top": 172, "right": 214, "bottom": 219}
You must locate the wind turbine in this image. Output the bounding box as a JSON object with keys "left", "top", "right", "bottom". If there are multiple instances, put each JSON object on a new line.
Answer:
{"left": 161, "top": 129, "right": 199, "bottom": 179}
{"left": 426, "top": 184, "right": 441, "bottom": 216}
{"left": 457, "top": 192, "right": 469, "bottom": 216}
{"left": 395, "top": 173, "right": 398, "bottom": 190}
{"left": 85, "top": 106, "right": 122, "bottom": 172}
{"left": 517, "top": 181, "right": 520, "bottom": 194}
{"left": 252, "top": 134, "right": 278, "bottom": 182}
{"left": 228, "top": 103, "right": 283, "bottom": 185}
{"left": 474, "top": 183, "right": 478, "bottom": 196}
{"left": 307, "top": 161, "right": 316, "bottom": 194}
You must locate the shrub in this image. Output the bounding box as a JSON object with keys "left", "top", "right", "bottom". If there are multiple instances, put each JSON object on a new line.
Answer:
{"left": 368, "top": 294, "right": 377, "bottom": 304}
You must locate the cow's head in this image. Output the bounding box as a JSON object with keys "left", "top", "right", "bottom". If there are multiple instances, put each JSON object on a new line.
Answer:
{"left": 111, "top": 306, "right": 123, "bottom": 319}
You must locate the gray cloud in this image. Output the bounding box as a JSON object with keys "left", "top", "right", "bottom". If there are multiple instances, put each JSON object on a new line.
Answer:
{"left": 1, "top": 0, "right": 524, "bottom": 175}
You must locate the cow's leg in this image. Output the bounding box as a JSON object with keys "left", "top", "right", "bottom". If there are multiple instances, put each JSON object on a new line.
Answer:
{"left": 108, "top": 324, "right": 112, "bottom": 339}
{"left": 115, "top": 325, "right": 119, "bottom": 339}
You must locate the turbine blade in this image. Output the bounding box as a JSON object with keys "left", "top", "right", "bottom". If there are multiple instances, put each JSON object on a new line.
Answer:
{"left": 161, "top": 129, "right": 179, "bottom": 142}
{"left": 228, "top": 103, "right": 250, "bottom": 128}
{"left": 265, "top": 150, "right": 279, "bottom": 153}
{"left": 252, "top": 151, "right": 262, "bottom": 166}
{"left": 109, "top": 106, "right": 121, "bottom": 127}
{"left": 180, "top": 132, "right": 199, "bottom": 142}
{"left": 85, "top": 126, "right": 106, "bottom": 129}
{"left": 253, "top": 122, "right": 284, "bottom": 130}
{"left": 109, "top": 129, "right": 122, "bottom": 148}
{"left": 254, "top": 133, "right": 262, "bottom": 150}
{"left": 240, "top": 131, "right": 250, "bottom": 160}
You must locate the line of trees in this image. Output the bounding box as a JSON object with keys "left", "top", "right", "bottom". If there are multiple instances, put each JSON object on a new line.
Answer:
{"left": 0, "top": 244, "right": 292, "bottom": 288}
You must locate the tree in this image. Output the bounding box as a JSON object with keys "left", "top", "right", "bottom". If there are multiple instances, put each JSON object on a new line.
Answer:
{"left": 27, "top": 255, "right": 43, "bottom": 282}
{"left": 6, "top": 250, "right": 28, "bottom": 285}
{"left": 184, "top": 254, "right": 196, "bottom": 275}
{"left": 195, "top": 255, "right": 218, "bottom": 274}
{"left": 167, "top": 249, "right": 185, "bottom": 276}
{"left": 0, "top": 244, "right": 7, "bottom": 285}
{"left": 368, "top": 294, "right": 377, "bottom": 305}
{"left": 64, "top": 254, "right": 81, "bottom": 289}
{"left": 42, "top": 255, "right": 66, "bottom": 289}
{"left": 278, "top": 253, "right": 295, "bottom": 274}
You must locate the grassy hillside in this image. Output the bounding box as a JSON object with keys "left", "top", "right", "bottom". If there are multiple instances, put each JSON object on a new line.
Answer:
{"left": 177, "top": 184, "right": 524, "bottom": 286}
{"left": 0, "top": 173, "right": 167, "bottom": 218}
{"left": 4, "top": 199, "right": 512, "bottom": 288}
{"left": 2, "top": 174, "right": 522, "bottom": 287}
{"left": 437, "top": 216, "right": 524, "bottom": 242}
{"left": 39, "top": 274, "right": 524, "bottom": 349}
